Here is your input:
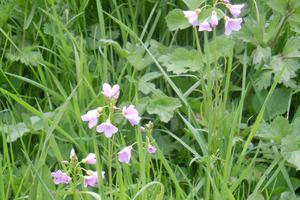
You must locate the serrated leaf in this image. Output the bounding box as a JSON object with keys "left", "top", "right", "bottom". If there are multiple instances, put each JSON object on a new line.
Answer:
{"left": 165, "top": 9, "right": 191, "bottom": 31}
{"left": 138, "top": 72, "right": 162, "bottom": 95}
{"left": 252, "top": 46, "right": 271, "bottom": 65}
{"left": 266, "top": 56, "right": 300, "bottom": 87}
{"left": 147, "top": 94, "right": 181, "bottom": 122}
{"left": 256, "top": 116, "right": 291, "bottom": 142}
{"left": 283, "top": 36, "right": 300, "bottom": 58}
{"left": 254, "top": 70, "right": 272, "bottom": 90}
{"left": 6, "top": 47, "right": 43, "bottom": 66}
{"left": 158, "top": 48, "right": 203, "bottom": 74}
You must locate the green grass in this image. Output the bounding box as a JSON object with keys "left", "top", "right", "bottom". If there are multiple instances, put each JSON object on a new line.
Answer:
{"left": 1, "top": 0, "right": 300, "bottom": 199}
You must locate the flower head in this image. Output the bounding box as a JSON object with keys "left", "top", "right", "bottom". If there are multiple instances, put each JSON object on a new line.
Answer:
{"left": 102, "top": 83, "right": 120, "bottom": 100}
{"left": 82, "top": 153, "right": 96, "bottom": 164}
{"left": 210, "top": 11, "right": 218, "bottom": 27}
{"left": 228, "top": 4, "right": 244, "bottom": 18}
{"left": 51, "top": 170, "right": 71, "bottom": 185}
{"left": 223, "top": 0, "right": 230, "bottom": 3}
{"left": 122, "top": 105, "right": 141, "bottom": 126}
{"left": 183, "top": 10, "right": 199, "bottom": 27}
{"left": 96, "top": 120, "right": 118, "bottom": 138}
{"left": 224, "top": 17, "right": 243, "bottom": 36}
{"left": 83, "top": 170, "right": 105, "bottom": 187}
{"left": 148, "top": 145, "right": 156, "bottom": 154}
{"left": 140, "top": 126, "right": 145, "bottom": 133}
{"left": 198, "top": 20, "right": 212, "bottom": 32}
{"left": 118, "top": 146, "right": 132, "bottom": 164}
{"left": 81, "top": 107, "right": 102, "bottom": 128}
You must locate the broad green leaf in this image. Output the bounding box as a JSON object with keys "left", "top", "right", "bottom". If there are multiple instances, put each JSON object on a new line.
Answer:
{"left": 158, "top": 48, "right": 203, "bottom": 74}
{"left": 126, "top": 43, "right": 153, "bottom": 70}
{"left": 204, "top": 36, "right": 235, "bottom": 64}
{"left": 280, "top": 191, "right": 300, "bottom": 200}
{"left": 282, "top": 36, "right": 300, "bottom": 58}
{"left": 251, "top": 88, "right": 291, "bottom": 120}
{"left": 138, "top": 72, "right": 162, "bottom": 95}
{"left": 266, "top": 0, "right": 288, "bottom": 15}
{"left": 266, "top": 56, "right": 300, "bottom": 87}
{"left": 182, "top": 0, "right": 205, "bottom": 10}
{"left": 147, "top": 94, "right": 181, "bottom": 122}
{"left": 4, "top": 112, "right": 54, "bottom": 142}
{"left": 256, "top": 116, "right": 291, "bottom": 142}
{"left": 165, "top": 9, "right": 191, "bottom": 31}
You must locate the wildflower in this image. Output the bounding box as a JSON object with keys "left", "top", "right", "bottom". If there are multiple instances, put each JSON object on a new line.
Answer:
{"left": 118, "top": 146, "right": 132, "bottom": 164}
{"left": 122, "top": 105, "right": 141, "bottom": 126}
{"left": 96, "top": 120, "right": 118, "bottom": 138}
{"left": 81, "top": 107, "right": 102, "bottom": 128}
{"left": 223, "top": 0, "right": 230, "bottom": 3}
{"left": 84, "top": 170, "right": 105, "bottom": 187}
{"left": 148, "top": 145, "right": 156, "bottom": 154}
{"left": 102, "top": 83, "right": 120, "bottom": 100}
{"left": 210, "top": 11, "right": 218, "bottom": 27}
{"left": 140, "top": 126, "right": 145, "bottom": 133}
{"left": 82, "top": 153, "right": 96, "bottom": 164}
{"left": 70, "top": 148, "right": 77, "bottom": 161}
{"left": 183, "top": 10, "right": 199, "bottom": 27}
{"left": 224, "top": 17, "right": 243, "bottom": 36}
{"left": 228, "top": 4, "right": 244, "bottom": 18}
{"left": 51, "top": 170, "right": 71, "bottom": 185}
{"left": 198, "top": 20, "right": 212, "bottom": 32}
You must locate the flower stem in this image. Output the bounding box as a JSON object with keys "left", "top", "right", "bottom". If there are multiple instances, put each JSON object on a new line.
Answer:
{"left": 108, "top": 137, "right": 113, "bottom": 199}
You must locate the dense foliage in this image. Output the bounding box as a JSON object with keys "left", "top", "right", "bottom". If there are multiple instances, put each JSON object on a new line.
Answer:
{"left": 1, "top": 0, "right": 300, "bottom": 199}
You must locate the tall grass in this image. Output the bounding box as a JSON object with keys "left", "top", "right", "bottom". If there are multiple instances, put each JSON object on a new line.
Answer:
{"left": 0, "top": 0, "right": 299, "bottom": 199}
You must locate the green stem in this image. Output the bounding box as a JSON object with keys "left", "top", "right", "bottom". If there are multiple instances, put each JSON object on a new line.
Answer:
{"left": 108, "top": 137, "right": 113, "bottom": 199}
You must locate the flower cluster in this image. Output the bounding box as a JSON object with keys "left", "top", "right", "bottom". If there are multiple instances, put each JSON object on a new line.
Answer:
{"left": 82, "top": 83, "right": 157, "bottom": 164}
{"left": 51, "top": 149, "right": 104, "bottom": 187}
{"left": 81, "top": 83, "right": 141, "bottom": 138}
{"left": 183, "top": 0, "right": 244, "bottom": 35}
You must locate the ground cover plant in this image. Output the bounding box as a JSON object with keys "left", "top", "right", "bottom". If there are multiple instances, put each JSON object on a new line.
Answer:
{"left": 1, "top": 0, "right": 300, "bottom": 199}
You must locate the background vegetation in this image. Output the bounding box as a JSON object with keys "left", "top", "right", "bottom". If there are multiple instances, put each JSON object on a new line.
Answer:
{"left": 1, "top": 0, "right": 300, "bottom": 199}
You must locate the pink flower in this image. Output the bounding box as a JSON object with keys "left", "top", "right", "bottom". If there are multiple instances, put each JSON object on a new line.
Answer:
{"left": 122, "top": 105, "right": 141, "bottom": 126}
{"left": 228, "top": 4, "right": 244, "bottom": 18}
{"left": 148, "top": 145, "right": 156, "bottom": 154}
{"left": 102, "top": 83, "right": 120, "bottom": 100}
{"left": 224, "top": 17, "right": 243, "bottom": 36}
{"left": 210, "top": 11, "right": 218, "bottom": 27}
{"left": 118, "top": 146, "right": 132, "bottom": 164}
{"left": 51, "top": 170, "right": 71, "bottom": 185}
{"left": 83, "top": 170, "right": 105, "bottom": 187}
{"left": 198, "top": 20, "right": 212, "bottom": 32}
{"left": 183, "top": 10, "right": 199, "bottom": 27}
{"left": 81, "top": 107, "right": 102, "bottom": 128}
{"left": 140, "top": 126, "right": 145, "bottom": 133}
{"left": 82, "top": 153, "right": 96, "bottom": 164}
{"left": 96, "top": 120, "right": 118, "bottom": 138}
{"left": 223, "top": 0, "right": 230, "bottom": 3}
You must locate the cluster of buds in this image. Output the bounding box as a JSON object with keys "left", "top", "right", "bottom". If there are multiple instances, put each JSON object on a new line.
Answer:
{"left": 183, "top": 0, "right": 244, "bottom": 35}
{"left": 51, "top": 149, "right": 104, "bottom": 187}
